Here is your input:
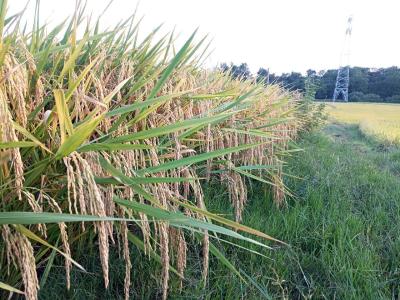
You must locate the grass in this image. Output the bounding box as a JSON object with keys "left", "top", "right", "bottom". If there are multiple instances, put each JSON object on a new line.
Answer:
{"left": 193, "top": 123, "right": 400, "bottom": 299}
{"left": 36, "top": 123, "right": 400, "bottom": 299}
{"left": 327, "top": 102, "right": 400, "bottom": 144}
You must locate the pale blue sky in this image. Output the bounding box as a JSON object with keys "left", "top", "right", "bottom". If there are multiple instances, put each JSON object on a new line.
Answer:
{"left": 8, "top": 0, "right": 400, "bottom": 74}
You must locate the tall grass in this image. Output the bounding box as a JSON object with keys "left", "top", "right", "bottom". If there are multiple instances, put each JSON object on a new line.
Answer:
{"left": 0, "top": 1, "right": 315, "bottom": 299}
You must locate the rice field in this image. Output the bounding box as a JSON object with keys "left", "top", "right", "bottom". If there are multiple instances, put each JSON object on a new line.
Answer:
{"left": 0, "top": 1, "right": 324, "bottom": 299}
{"left": 327, "top": 102, "right": 400, "bottom": 144}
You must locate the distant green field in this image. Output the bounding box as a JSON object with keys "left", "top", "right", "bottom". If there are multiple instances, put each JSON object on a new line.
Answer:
{"left": 327, "top": 102, "right": 400, "bottom": 144}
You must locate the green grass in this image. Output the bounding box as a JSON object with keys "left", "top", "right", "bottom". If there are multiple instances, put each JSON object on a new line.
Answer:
{"left": 187, "top": 123, "right": 400, "bottom": 299}
{"left": 255, "top": 124, "right": 399, "bottom": 299}
{"left": 38, "top": 123, "right": 400, "bottom": 299}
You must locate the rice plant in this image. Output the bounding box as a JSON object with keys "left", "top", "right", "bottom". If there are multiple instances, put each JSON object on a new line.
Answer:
{"left": 0, "top": 1, "right": 312, "bottom": 299}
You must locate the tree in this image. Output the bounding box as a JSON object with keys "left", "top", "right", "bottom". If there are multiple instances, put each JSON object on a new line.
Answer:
{"left": 256, "top": 68, "right": 269, "bottom": 84}
{"left": 223, "top": 63, "right": 400, "bottom": 103}
{"left": 220, "top": 63, "right": 252, "bottom": 81}
{"left": 315, "top": 69, "right": 336, "bottom": 99}
{"left": 349, "top": 67, "right": 368, "bottom": 94}
{"left": 231, "top": 63, "right": 252, "bottom": 80}
{"left": 276, "top": 72, "right": 305, "bottom": 91}
{"left": 306, "top": 69, "right": 317, "bottom": 77}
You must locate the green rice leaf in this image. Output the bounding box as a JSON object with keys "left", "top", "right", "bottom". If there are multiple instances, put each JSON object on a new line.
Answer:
{"left": 40, "top": 239, "right": 59, "bottom": 289}
{"left": 0, "top": 141, "right": 36, "bottom": 149}
{"left": 222, "top": 127, "right": 276, "bottom": 139}
{"left": 54, "top": 89, "right": 74, "bottom": 142}
{"left": 98, "top": 156, "right": 161, "bottom": 206}
{"left": 13, "top": 122, "right": 52, "bottom": 154}
{"left": 114, "top": 197, "right": 269, "bottom": 249}
{"left": 77, "top": 142, "right": 151, "bottom": 152}
{"left": 145, "top": 29, "right": 197, "bottom": 100}
{"left": 208, "top": 241, "right": 245, "bottom": 282}
{"left": 103, "top": 76, "right": 133, "bottom": 105}
{"left": 65, "top": 56, "right": 100, "bottom": 102}
{"left": 106, "top": 91, "right": 188, "bottom": 117}
{"left": 95, "top": 176, "right": 197, "bottom": 185}
{"left": 55, "top": 114, "right": 102, "bottom": 159}
{"left": 168, "top": 197, "right": 283, "bottom": 244}
{"left": 232, "top": 166, "right": 276, "bottom": 186}
{"left": 138, "top": 143, "right": 264, "bottom": 175}
{"left": 108, "top": 114, "right": 232, "bottom": 143}
{"left": 235, "top": 165, "right": 277, "bottom": 171}
{"left": 0, "top": 281, "right": 24, "bottom": 295}
{"left": 58, "top": 32, "right": 89, "bottom": 82}
{"left": 0, "top": 212, "right": 126, "bottom": 225}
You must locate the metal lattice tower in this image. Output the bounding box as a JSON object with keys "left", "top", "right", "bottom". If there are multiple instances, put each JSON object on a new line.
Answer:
{"left": 333, "top": 16, "right": 353, "bottom": 102}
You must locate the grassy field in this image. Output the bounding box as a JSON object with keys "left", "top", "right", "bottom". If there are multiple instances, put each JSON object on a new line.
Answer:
{"left": 327, "top": 102, "right": 400, "bottom": 144}
{"left": 192, "top": 123, "right": 400, "bottom": 299}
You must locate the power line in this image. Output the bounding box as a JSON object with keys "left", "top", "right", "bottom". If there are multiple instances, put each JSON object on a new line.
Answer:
{"left": 333, "top": 16, "right": 353, "bottom": 102}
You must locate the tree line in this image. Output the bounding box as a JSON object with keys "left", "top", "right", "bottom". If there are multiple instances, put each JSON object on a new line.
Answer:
{"left": 220, "top": 63, "right": 400, "bottom": 103}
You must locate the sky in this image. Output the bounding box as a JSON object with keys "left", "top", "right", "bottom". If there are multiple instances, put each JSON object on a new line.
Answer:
{"left": 8, "top": 0, "right": 400, "bottom": 75}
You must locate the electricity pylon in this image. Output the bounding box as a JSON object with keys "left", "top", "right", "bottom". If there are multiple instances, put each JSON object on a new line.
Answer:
{"left": 333, "top": 16, "right": 353, "bottom": 102}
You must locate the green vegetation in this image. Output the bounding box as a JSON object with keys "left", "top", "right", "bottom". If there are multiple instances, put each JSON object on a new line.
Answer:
{"left": 223, "top": 63, "right": 400, "bottom": 103}
{"left": 36, "top": 123, "right": 400, "bottom": 299}
{"left": 0, "top": 1, "right": 323, "bottom": 299}
{"left": 2, "top": 1, "right": 397, "bottom": 299}
{"left": 191, "top": 123, "right": 400, "bottom": 299}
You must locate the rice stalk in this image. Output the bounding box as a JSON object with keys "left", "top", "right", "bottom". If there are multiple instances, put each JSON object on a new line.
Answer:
{"left": 0, "top": 1, "right": 320, "bottom": 299}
